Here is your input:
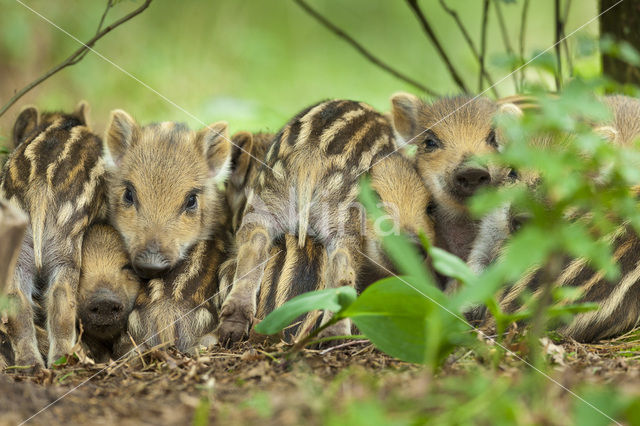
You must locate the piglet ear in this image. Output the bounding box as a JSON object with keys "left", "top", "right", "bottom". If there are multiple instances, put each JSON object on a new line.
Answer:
{"left": 390, "top": 92, "right": 423, "bottom": 142}
{"left": 105, "top": 109, "right": 139, "bottom": 167}
{"left": 593, "top": 125, "right": 618, "bottom": 142}
{"left": 197, "top": 122, "right": 231, "bottom": 183}
{"left": 12, "top": 106, "right": 39, "bottom": 148}
{"left": 229, "top": 131, "right": 254, "bottom": 188}
{"left": 74, "top": 100, "right": 91, "bottom": 128}
{"left": 498, "top": 102, "right": 524, "bottom": 117}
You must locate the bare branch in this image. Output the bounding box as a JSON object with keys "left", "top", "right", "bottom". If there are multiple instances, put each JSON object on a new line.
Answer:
{"left": 439, "top": 0, "right": 498, "bottom": 97}
{"left": 518, "top": 0, "right": 530, "bottom": 89}
{"left": 293, "top": 0, "right": 439, "bottom": 96}
{"left": 0, "top": 0, "right": 153, "bottom": 119}
{"left": 492, "top": 0, "right": 520, "bottom": 91}
{"left": 562, "top": 0, "right": 574, "bottom": 76}
{"left": 96, "top": 0, "right": 113, "bottom": 35}
{"left": 405, "top": 0, "right": 469, "bottom": 93}
{"left": 479, "top": 0, "right": 490, "bottom": 92}
{"left": 554, "top": 0, "right": 563, "bottom": 90}
{"left": 67, "top": 0, "right": 114, "bottom": 66}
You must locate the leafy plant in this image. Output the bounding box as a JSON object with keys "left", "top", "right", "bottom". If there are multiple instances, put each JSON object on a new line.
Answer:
{"left": 257, "top": 177, "right": 478, "bottom": 367}
{"left": 257, "top": 75, "right": 640, "bottom": 372}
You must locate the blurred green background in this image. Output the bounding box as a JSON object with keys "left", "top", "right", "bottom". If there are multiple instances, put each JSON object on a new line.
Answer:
{"left": 0, "top": 0, "right": 599, "bottom": 144}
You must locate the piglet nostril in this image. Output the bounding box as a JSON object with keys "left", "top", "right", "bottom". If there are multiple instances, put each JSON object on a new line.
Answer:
{"left": 454, "top": 167, "right": 491, "bottom": 197}
{"left": 133, "top": 248, "right": 170, "bottom": 279}
{"left": 86, "top": 296, "right": 125, "bottom": 324}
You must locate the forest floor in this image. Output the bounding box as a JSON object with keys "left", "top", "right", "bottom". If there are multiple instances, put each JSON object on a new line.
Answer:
{"left": 2, "top": 334, "right": 640, "bottom": 426}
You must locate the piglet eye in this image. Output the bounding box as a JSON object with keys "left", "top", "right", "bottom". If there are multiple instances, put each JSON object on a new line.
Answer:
{"left": 487, "top": 130, "right": 498, "bottom": 148}
{"left": 123, "top": 188, "right": 134, "bottom": 206}
{"left": 510, "top": 212, "right": 531, "bottom": 234}
{"left": 424, "top": 136, "right": 440, "bottom": 151}
{"left": 185, "top": 193, "right": 198, "bottom": 211}
{"left": 508, "top": 168, "right": 519, "bottom": 180}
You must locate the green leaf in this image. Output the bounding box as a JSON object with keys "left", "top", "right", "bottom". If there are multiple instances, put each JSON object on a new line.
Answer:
{"left": 192, "top": 397, "right": 210, "bottom": 426}
{"left": 429, "top": 246, "right": 475, "bottom": 286}
{"left": 359, "top": 177, "right": 438, "bottom": 295}
{"left": 254, "top": 287, "right": 357, "bottom": 335}
{"left": 573, "top": 387, "right": 627, "bottom": 426}
{"left": 546, "top": 302, "right": 599, "bottom": 317}
{"left": 52, "top": 355, "right": 68, "bottom": 366}
{"left": 343, "top": 277, "right": 467, "bottom": 364}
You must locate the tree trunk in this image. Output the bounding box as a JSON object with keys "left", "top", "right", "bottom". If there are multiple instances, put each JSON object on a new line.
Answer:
{"left": 600, "top": 0, "right": 640, "bottom": 85}
{"left": 0, "top": 200, "right": 27, "bottom": 294}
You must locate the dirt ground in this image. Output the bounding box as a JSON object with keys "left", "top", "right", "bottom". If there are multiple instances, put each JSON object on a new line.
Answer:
{"left": 1, "top": 335, "right": 640, "bottom": 426}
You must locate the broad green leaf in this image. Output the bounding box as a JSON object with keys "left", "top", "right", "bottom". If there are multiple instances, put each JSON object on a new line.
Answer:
{"left": 254, "top": 287, "right": 356, "bottom": 335}
{"left": 546, "top": 302, "right": 599, "bottom": 317}
{"left": 429, "top": 246, "right": 475, "bottom": 286}
{"left": 343, "top": 277, "right": 467, "bottom": 364}
{"left": 359, "top": 177, "right": 438, "bottom": 294}
{"left": 573, "top": 387, "right": 628, "bottom": 426}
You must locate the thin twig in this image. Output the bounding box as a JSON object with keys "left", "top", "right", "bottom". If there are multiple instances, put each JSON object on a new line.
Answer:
{"left": 518, "top": 0, "right": 530, "bottom": 89}
{"left": 554, "top": 0, "right": 563, "bottom": 90}
{"left": 128, "top": 332, "right": 147, "bottom": 369}
{"left": 479, "top": 0, "right": 490, "bottom": 92}
{"left": 562, "top": 0, "right": 574, "bottom": 76}
{"left": 68, "top": 0, "right": 114, "bottom": 66}
{"left": 318, "top": 339, "right": 368, "bottom": 355}
{"left": 406, "top": 0, "right": 469, "bottom": 93}
{"left": 95, "top": 0, "right": 113, "bottom": 35}
{"left": 492, "top": 0, "right": 520, "bottom": 91}
{"left": 293, "top": 0, "right": 438, "bottom": 96}
{"left": 439, "top": 0, "right": 498, "bottom": 97}
{"left": 0, "top": 0, "right": 153, "bottom": 118}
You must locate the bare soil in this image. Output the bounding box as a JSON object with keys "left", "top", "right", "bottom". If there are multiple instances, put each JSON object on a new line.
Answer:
{"left": 2, "top": 336, "right": 640, "bottom": 426}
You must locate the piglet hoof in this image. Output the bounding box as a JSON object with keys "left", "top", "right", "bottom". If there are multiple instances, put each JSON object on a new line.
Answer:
{"left": 217, "top": 301, "right": 253, "bottom": 347}
{"left": 197, "top": 333, "right": 218, "bottom": 350}
{"left": 13, "top": 354, "right": 45, "bottom": 374}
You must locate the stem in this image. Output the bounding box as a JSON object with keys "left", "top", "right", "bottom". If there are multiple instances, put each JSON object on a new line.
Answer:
{"left": 492, "top": 0, "right": 520, "bottom": 91}
{"left": 309, "top": 335, "right": 365, "bottom": 347}
{"left": 294, "top": 0, "right": 439, "bottom": 96}
{"left": 554, "top": 0, "right": 563, "bottom": 90}
{"left": 562, "top": 0, "right": 574, "bottom": 76}
{"left": 478, "top": 0, "right": 491, "bottom": 93}
{"left": 406, "top": 0, "right": 469, "bottom": 93}
{"left": 527, "top": 253, "right": 563, "bottom": 367}
{"left": 287, "top": 313, "right": 343, "bottom": 357}
{"left": 0, "top": 0, "right": 153, "bottom": 119}
{"left": 439, "top": 0, "right": 498, "bottom": 96}
{"left": 518, "top": 0, "right": 530, "bottom": 89}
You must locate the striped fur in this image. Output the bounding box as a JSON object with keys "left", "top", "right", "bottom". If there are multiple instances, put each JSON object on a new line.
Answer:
{"left": 465, "top": 96, "right": 640, "bottom": 342}
{"left": 227, "top": 131, "right": 275, "bottom": 232}
{"left": 217, "top": 99, "right": 435, "bottom": 344}
{"left": 390, "top": 93, "right": 512, "bottom": 267}
{"left": 599, "top": 95, "right": 640, "bottom": 147}
{"left": 0, "top": 102, "right": 107, "bottom": 368}
{"left": 104, "top": 111, "right": 234, "bottom": 354}
{"left": 469, "top": 215, "right": 640, "bottom": 342}
{"left": 116, "top": 232, "right": 232, "bottom": 354}
{"left": 75, "top": 223, "right": 141, "bottom": 362}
